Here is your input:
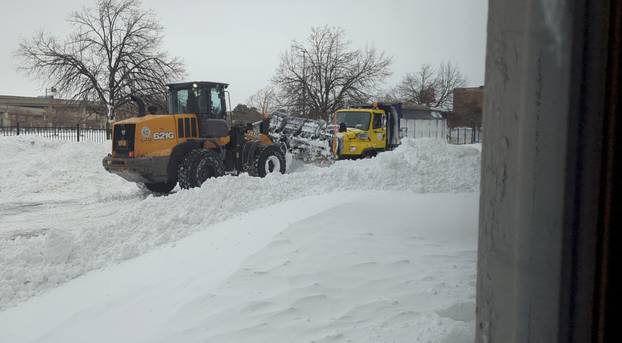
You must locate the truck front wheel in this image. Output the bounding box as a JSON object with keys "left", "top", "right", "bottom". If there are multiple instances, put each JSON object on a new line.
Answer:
{"left": 361, "top": 149, "right": 377, "bottom": 159}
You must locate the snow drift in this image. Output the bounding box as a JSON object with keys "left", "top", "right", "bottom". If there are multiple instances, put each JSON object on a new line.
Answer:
{"left": 0, "top": 136, "right": 480, "bottom": 311}
{"left": 0, "top": 191, "right": 478, "bottom": 343}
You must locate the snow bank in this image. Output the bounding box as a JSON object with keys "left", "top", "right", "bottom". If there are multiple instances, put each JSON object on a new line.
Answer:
{"left": 0, "top": 136, "right": 136, "bottom": 205}
{"left": 0, "top": 192, "right": 478, "bottom": 343}
{"left": 0, "top": 137, "right": 480, "bottom": 310}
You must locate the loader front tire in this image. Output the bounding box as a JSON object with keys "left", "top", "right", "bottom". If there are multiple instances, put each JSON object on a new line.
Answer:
{"left": 178, "top": 149, "right": 224, "bottom": 189}
{"left": 252, "top": 145, "right": 286, "bottom": 177}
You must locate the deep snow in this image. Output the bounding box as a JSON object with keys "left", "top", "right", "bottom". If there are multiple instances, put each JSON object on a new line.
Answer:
{"left": 0, "top": 136, "right": 480, "bottom": 310}
{"left": 0, "top": 191, "right": 478, "bottom": 343}
{"left": 0, "top": 135, "right": 480, "bottom": 342}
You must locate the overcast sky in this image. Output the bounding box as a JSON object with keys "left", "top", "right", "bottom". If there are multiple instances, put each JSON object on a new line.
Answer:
{"left": 0, "top": 0, "right": 488, "bottom": 106}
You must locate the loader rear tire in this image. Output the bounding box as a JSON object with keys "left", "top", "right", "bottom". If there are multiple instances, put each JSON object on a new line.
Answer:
{"left": 178, "top": 149, "right": 224, "bottom": 189}
{"left": 252, "top": 145, "right": 286, "bottom": 177}
{"left": 194, "top": 149, "right": 225, "bottom": 186}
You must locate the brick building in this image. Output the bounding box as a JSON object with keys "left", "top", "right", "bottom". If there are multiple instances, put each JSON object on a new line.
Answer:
{"left": 0, "top": 95, "right": 108, "bottom": 128}
{"left": 447, "top": 86, "right": 484, "bottom": 128}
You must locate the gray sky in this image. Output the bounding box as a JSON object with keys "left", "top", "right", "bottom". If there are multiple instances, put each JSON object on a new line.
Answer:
{"left": 0, "top": 0, "right": 488, "bottom": 106}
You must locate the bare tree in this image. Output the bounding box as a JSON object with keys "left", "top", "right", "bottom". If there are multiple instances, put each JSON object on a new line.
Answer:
{"left": 396, "top": 62, "right": 466, "bottom": 109}
{"left": 273, "top": 26, "right": 392, "bottom": 120}
{"left": 247, "top": 86, "right": 277, "bottom": 117}
{"left": 17, "top": 0, "right": 184, "bottom": 119}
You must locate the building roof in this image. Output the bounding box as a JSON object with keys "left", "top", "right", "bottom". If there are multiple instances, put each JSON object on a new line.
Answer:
{"left": 0, "top": 95, "right": 101, "bottom": 110}
{"left": 401, "top": 102, "right": 447, "bottom": 120}
{"left": 453, "top": 86, "right": 484, "bottom": 92}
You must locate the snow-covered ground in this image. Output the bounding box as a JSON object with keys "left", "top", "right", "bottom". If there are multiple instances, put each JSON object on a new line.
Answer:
{"left": 0, "top": 136, "right": 480, "bottom": 342}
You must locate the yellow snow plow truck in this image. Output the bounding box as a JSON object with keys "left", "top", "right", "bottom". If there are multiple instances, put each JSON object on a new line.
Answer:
{"left": 102, "top": 81, "right": 286, "bottom": 193}
{"left": 332, "top": 102, "right": 403, "bottom": 159}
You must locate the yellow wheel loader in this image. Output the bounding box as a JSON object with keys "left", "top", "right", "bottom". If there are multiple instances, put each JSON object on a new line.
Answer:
{"left": 102, "top": 81, "right": 286, "bottom": 193}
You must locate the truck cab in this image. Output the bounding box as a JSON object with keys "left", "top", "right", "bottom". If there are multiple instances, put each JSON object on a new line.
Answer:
{"left": 333, "top": 103, "right": 402, "bottom": 159}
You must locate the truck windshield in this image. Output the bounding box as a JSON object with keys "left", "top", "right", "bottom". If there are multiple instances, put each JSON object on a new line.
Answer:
{"left": 336, "top": 111, "right": 371, "bottom": 130}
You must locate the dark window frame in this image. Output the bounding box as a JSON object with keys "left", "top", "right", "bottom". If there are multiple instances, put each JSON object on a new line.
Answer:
{"left": 372, "top": 113, "right": 383, "bottom": 129}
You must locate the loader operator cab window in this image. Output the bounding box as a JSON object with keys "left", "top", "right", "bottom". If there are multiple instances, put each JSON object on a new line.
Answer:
{"left": 210, "top": 88, "right": 223, "bottom": 118}
{"left": 173, "top": 89, "right": 190, "bottom": 113}
{"left": 168, "top": 84, "right": 226, "bottom": 120}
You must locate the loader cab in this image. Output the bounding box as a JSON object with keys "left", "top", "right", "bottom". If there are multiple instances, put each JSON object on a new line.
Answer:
{"left": 167, "top": 81, "right": 230, "bottom": 138}
{"left": 167, "top": 81, "right": 228, "bottom": 120}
